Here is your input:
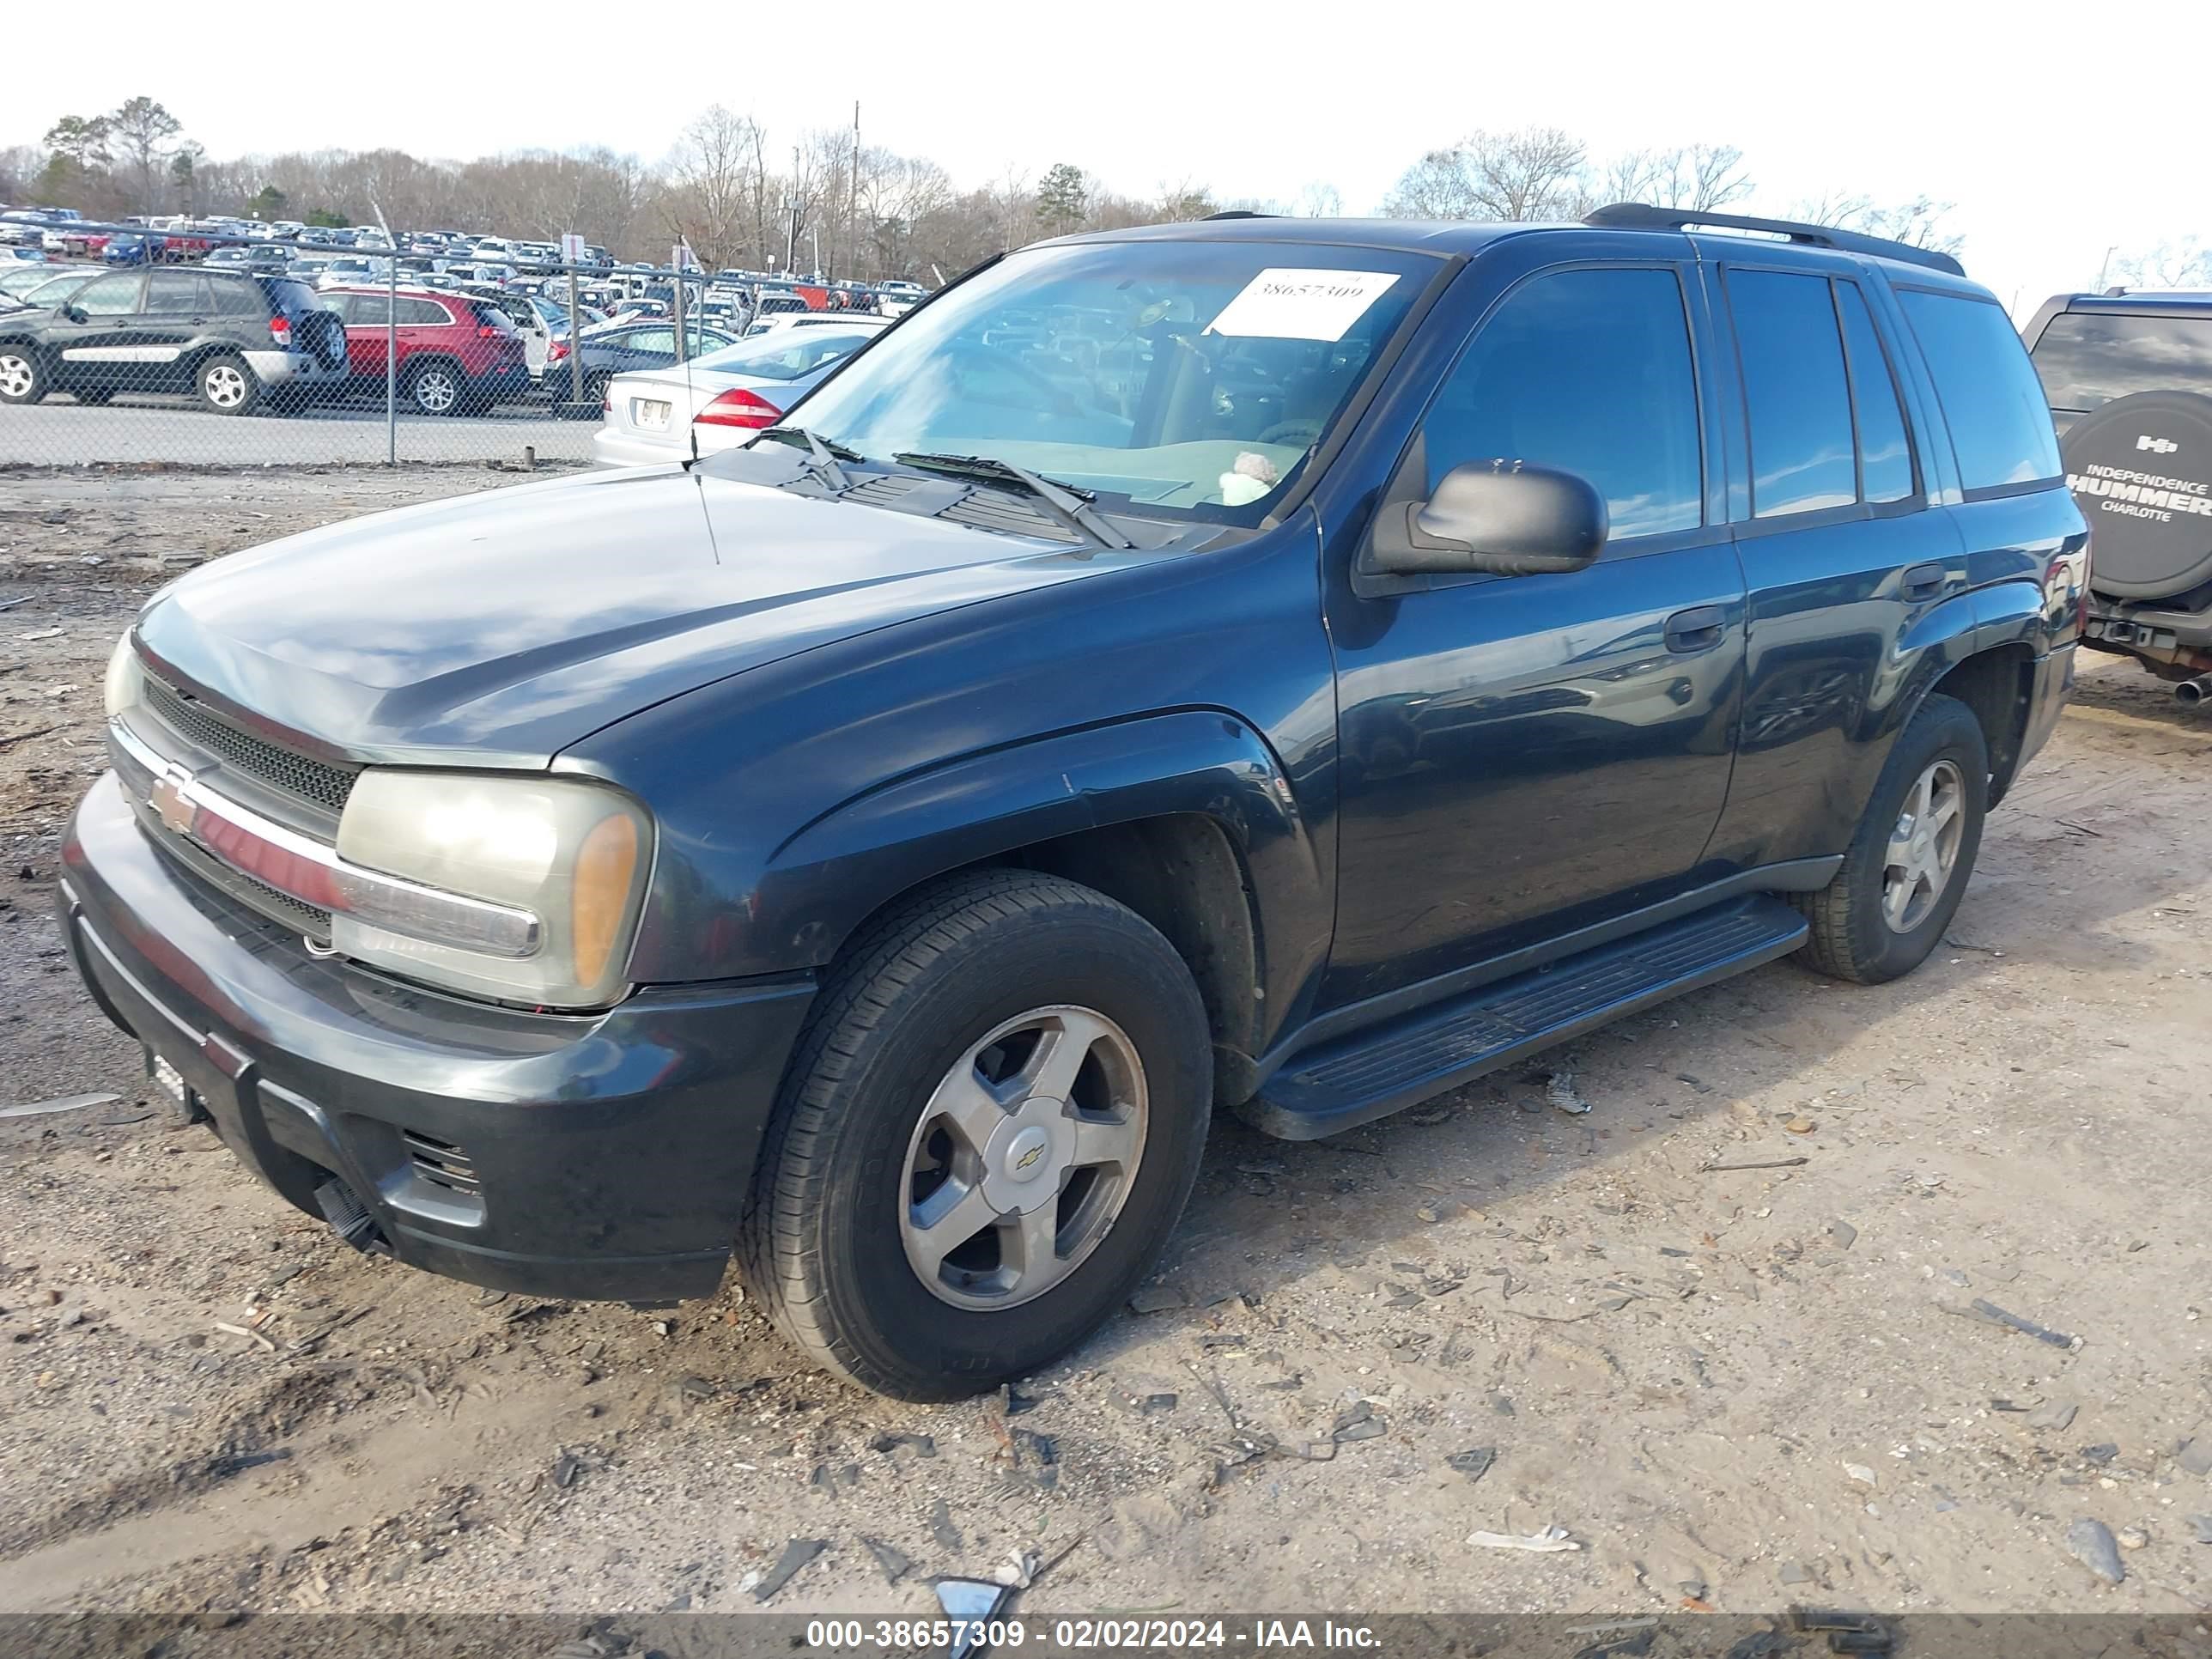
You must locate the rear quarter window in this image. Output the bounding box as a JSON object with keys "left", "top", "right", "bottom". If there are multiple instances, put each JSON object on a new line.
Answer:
{"left": 2030, "top": 311, "right": 2212, "bottom": 413}
{"left": 1898, "top": 289, "right": 2063, "bottom": 492}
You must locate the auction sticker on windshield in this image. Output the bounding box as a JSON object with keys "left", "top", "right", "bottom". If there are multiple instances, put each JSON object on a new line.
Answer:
{"left": 1205, "top": 269, "right": 1401, "bottom": 342}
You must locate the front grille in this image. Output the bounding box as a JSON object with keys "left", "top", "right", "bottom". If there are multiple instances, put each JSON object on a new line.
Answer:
{"left": 142, "top": 676, "right": 358, "bottom": 817}
{"left": 403, "top": 1130, "right": 480, "bottom": 1197}
{"left": 135, "top": 798, "right": 333, "bottom": 941}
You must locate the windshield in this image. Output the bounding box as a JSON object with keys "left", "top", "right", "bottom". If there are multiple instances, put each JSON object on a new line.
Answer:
{"left": 696, "top": 328, "right": 879, "bottom": 380}
{"left": 791, "top": 240, "right": 1436, "bottom": 521}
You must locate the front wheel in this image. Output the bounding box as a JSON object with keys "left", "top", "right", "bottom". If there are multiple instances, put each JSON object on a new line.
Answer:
{"left": 738, "top": 870, "right": 1212, "bottom": 1400}
{"left": 1792, "top": 691, "right": 1989, "bottom": 983}
{"left": 0, "top": 348, "right": 46, "bottom": 405}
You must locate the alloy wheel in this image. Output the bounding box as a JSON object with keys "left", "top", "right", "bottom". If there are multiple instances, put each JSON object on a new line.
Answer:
{"left": 203, "top": 363, "right": 247, "bottom": 410}
{"left": 899, "top": 1005, "right": 1148, "bottom": 1310}
{"left": 0, "top": 354, "right": 33, "bottom": 399}
{"left": 1881, "top": 758, "right": 1966, "bottom": 933}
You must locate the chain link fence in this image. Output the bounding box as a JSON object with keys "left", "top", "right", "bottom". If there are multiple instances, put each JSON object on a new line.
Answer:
{"left": 0, "top": 217, "right": 892, "bottom": 470}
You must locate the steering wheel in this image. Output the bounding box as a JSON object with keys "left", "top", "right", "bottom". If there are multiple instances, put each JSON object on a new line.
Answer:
{"left": 1256, "top": 418, "right": 1322, "bottom": 447}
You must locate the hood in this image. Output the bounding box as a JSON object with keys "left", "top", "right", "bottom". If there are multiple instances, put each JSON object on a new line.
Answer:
{"left": 134, "top": 465, "right": 1134, "bottom": 767}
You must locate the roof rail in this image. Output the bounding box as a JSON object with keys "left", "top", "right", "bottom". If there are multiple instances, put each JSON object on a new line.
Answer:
{"left": 1583, "top": 203, "right": 1966, "bottom": 277}
{"left": 1202, "top": 210, "right": 1276, "bottom": 221}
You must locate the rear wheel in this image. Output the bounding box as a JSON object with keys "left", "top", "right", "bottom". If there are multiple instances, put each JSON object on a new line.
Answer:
{"left": 194, "top": 353, "right": 259, "bottom": 416}
{"left": 404, "top": 360, "right": 463, "bottom": 416}
{"left": 1792, "top": 692, "right": 1989, "bottom": 983}
{"left": 0, "top": 348, "right": 46, "bottom": 405}
{"left": 738, "top": 870, "right": 1212, "bottom": 1400}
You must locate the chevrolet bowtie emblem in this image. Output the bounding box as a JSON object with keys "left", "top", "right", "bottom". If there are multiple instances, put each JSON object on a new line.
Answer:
{"left": 1015, "top": 1145, "right": 1044, "bottom": 1171}
{"left": 149, "top": 769, "right": 195, "bottom": 836}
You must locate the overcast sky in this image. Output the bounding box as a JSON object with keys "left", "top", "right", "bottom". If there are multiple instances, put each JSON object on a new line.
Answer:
{"left": 15, "top": 0, "right": 2205, "bottom": 316}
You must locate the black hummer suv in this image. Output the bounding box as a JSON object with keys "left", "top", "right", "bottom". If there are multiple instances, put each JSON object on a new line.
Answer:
{"left": 0, "top": 266, "right": 345, "bottom": 415}
{"left": 62, "top": 207, "right": 2085, "bottom": 1399}
{"left": 2025, "top": 289, "right": 2212, "bottom": 702}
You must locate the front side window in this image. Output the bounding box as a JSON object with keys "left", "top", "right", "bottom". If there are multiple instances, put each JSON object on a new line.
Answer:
{"left": 2030, "top": 311, "right": 2212, "bottom": 414}
{"left": 792, "top": 240, "right": 1437, "bottom": 521}
{"left": 1899, "top": 289, "right": 2063, "bottom": 491}
{"left": 1420, "top": 265, "right": 1704, "bottom": 539}
{"left": 70, "top": 273, "right": 143, "bottom": 316}
{"left": 1729, "top": 268, "right": 1856, "bottom": 519}
{"left": 623, "top": 329, "right": 674, "bottom": 353}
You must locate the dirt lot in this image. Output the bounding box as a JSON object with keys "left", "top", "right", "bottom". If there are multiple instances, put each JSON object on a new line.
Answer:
{"left": 1, "top": 465, "right": 2209, "bottom": 1623}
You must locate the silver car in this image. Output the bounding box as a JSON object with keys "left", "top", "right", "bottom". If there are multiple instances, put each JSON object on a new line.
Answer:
{"left": 591, "top": 320, "right": 889, "bottom": 467}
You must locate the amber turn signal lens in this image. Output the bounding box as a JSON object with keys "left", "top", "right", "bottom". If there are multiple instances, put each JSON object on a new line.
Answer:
{"left": 571, "top": 811, "right": 641, "bottom": 988}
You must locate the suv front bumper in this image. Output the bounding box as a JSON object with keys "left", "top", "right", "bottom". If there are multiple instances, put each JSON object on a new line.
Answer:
{"left": 59, "top": 774, "right": 815, "bottom": 1302}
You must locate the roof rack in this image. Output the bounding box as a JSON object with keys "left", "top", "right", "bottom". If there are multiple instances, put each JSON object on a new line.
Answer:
{"left": 1202, "top": 210, "right": 1276, "bottom": 221}
{"left": 1583, "top": 203, "right": 1966, "bottom": 277}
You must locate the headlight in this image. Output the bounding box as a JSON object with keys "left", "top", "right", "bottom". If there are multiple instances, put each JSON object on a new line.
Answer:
{"left": 334, "top": 770, "right": 653, "bottom": 1009}
{"left": 104, "top": 630, "right": 141, "bottom": 719}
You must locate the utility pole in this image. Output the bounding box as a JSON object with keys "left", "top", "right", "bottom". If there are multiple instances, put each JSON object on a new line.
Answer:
{"left": 2096, "top": 244, "right": 2119, "bottom": 292}
{"left": 848, "top": 100, "right": 860, "bottom": 283}
{"left": 373, "top": 199, "right": 396, "bottom": 467}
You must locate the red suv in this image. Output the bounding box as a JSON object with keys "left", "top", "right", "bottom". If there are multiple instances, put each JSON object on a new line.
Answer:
{"left": 320, "top": 285, "right": 529, "bottom": 415}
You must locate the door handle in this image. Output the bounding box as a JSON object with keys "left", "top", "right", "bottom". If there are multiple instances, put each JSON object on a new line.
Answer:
{"left": 1901, "top": 562, "right": 1946, "bottom": 600}
{"left": 1664, "top": 605, "right": 1727, "bottom": 653}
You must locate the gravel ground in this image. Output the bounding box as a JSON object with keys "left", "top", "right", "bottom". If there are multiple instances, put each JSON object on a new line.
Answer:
{"left": 1, "top": 465, "right": 2209, "bottom": 1621}
{"left": 0, "top": 399, "right": 590, "bottom": 467}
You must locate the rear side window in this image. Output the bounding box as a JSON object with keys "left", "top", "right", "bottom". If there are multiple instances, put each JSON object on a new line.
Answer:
{"left": 1421, "top": 266, "right": 1703, "bottom": 540}
{"left": 1728, "top": 268, "right": 1856, "bottom": 518}
{"left": 252, "top": 278, "right": 312, "bottom": 318}
{"left": 470, "top": 302, "right": 517, "bottom": 334}
{"left": 1899, "top": 289, "right": 2062, "bottom": 490}
{"left": 2030, "top": 311, "right": 2212, "bottom": 413}
{"left": 396, "top": 297, "right": 450, "bottom": 325}
{"left": 349, "top": 294, "right": 392, "bottom": 328}
{"left": 1835, "top": 283, "right": 1916, "bottom": 504}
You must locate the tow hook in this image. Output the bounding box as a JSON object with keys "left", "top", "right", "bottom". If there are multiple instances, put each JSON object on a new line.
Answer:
{"left": 313, "top": 1176, "right": 392, "bottom": 1256}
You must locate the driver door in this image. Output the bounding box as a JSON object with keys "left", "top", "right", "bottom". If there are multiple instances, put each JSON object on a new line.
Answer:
{"left": 1321, "top": 255, "right": 1747, "bottom": 1007}
{"left": 46, "top": 270, "right": 147, "bottom": 398}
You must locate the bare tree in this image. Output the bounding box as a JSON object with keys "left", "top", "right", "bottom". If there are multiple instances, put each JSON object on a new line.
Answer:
{"left": 664, "top": 106, "right": 767, "bottom": 269}
{"left": 1787, "top": 191, "right": 1964, "bottom": 255}
{"left": 1382, "top": 125, "right": 1589, "bottom": 221}
{"left": 2107, "top": 238, "right": 2209, "bottom": 289}
{"left": 1295, "top": 181, "right": 1343, "bottom": 218}
{"left": 1598, "top": 143, "right": 1753, "bottom": 213}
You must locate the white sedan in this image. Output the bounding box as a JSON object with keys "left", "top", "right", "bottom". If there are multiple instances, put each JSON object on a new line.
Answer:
{"left": 591, "top": 319, "right": 890, "bottom": 467}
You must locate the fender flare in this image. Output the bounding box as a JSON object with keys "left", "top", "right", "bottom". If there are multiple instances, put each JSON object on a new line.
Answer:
{"left": 753, "top": 708, "right": 1328, "bottom": 1010}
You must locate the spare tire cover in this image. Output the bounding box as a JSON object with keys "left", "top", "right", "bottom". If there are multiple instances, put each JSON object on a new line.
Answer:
{"left": 2060, "top": 390, "right": 2212, "bottom": 599}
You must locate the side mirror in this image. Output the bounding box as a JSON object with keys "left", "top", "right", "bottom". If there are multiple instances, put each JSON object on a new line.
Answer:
{"left": 62, "top": 305, "right": 88, "bottom": 324}
{"left": 1370, "top": 460, "right": 1608, "bottom": 577}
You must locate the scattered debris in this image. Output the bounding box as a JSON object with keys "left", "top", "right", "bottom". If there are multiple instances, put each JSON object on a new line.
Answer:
{"left": 866, "top": 1431, "right": 935, "bottom": 1457}
{"left": 935, "top": 1576, "right": 1015, "bottom": 1657}
{"left": 2117, "top": 1527, "right": 2148, "bottom": 1551}
{"left": 2177, "top": 1431, "right": 2212, "bottom": 1477}
{"left": 2065, "top": 1518, "right": 2125, "bottom": 1585}
{"left": 1828, "top": 1219, "right": 1858, "bottom": 1250}
{"left": 861, "top": 1536, "right": 912, "bottom": 1586}
{"left": 1700, "top": 1156, "right": 1808, "bottom": 1173}
{"left": 0, "top": 1091, "right": 121, "bottom": 1121}
{"left": 2080, "top": 1443, "right": 2119, "bottom": 1468}
{"left": 552, "top": 1454, "right": 586, "bottom": 1490}
{"left": 1784, "top": 1116, "right": 1817, "bottom": 1135}
{"left": 990, "top": 1547, "right": 1039, "bottom": 1589}
{"left": 752, "top": 1537, "right": 827, "bottom": 1603}
{"left": 1127, "top": 1283, "right": 1190, "bottom": 1315}
{"left": 1674, "top": 1073, "right": 1713, "bottom": 1095}
{"left": 1445, "top": 1447, "right": 1497, "bottom": 1483}
{"left": 930, "top": 1497, "right": 963, "bottom": 1553}
{"left": 1777, "top": 1562, "right": 1815, "bottom": 1586}
{"left": 2025, "top": 1401, "right": 2079, "bottom": 1432}
{"left": 1136, "top": 1393, "right": 1177, "bottom": 1417}
{"left": 1468, "top": 1524, "right": 1580, "bottom": 1553}
{"left": 213, "top": 1321, "right": 276, "bottom": 1354}
{"left": 1547, "top": 1073, "right": 1593, "bottom": 1115}
{"left": 2187, "top": 1515, "right": 2212, "bottom": 1545}
{"left": 1954, "top": 1297, "right": 2079, "bottom": 1349}
{"left": 1843, "top": 1462, "right": 1876, "bottom": 1488}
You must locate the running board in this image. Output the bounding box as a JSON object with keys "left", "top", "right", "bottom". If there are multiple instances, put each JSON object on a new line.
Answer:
{"left": 1242, "top": 896, "right": 1808, "bottom": 1140}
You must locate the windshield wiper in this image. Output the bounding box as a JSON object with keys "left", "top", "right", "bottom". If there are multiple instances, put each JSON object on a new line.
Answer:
{"left": 756, "top": 425, "right": 861, "bottom": 490}
{"left": 893, "top": 452, "right": 1133, "bottom": 550}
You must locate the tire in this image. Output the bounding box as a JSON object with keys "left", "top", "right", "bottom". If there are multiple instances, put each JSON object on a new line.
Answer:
{"left": 552, "top": 374, "right": 606, "bottom": 419}
{"left": 0, "top": 347, "right": 46, "bottom": 405}
{"left": 194, "top": 353, "right": 259, "bottom": 416}
{"left": 738, "top": 869, "right": 1212, "bottom": 1401}
{"left": 1792, "top": 691, "right": 1989, "bottom": 984}
{"left": 404, "top": 360, "right": 463, "bottom": 416}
